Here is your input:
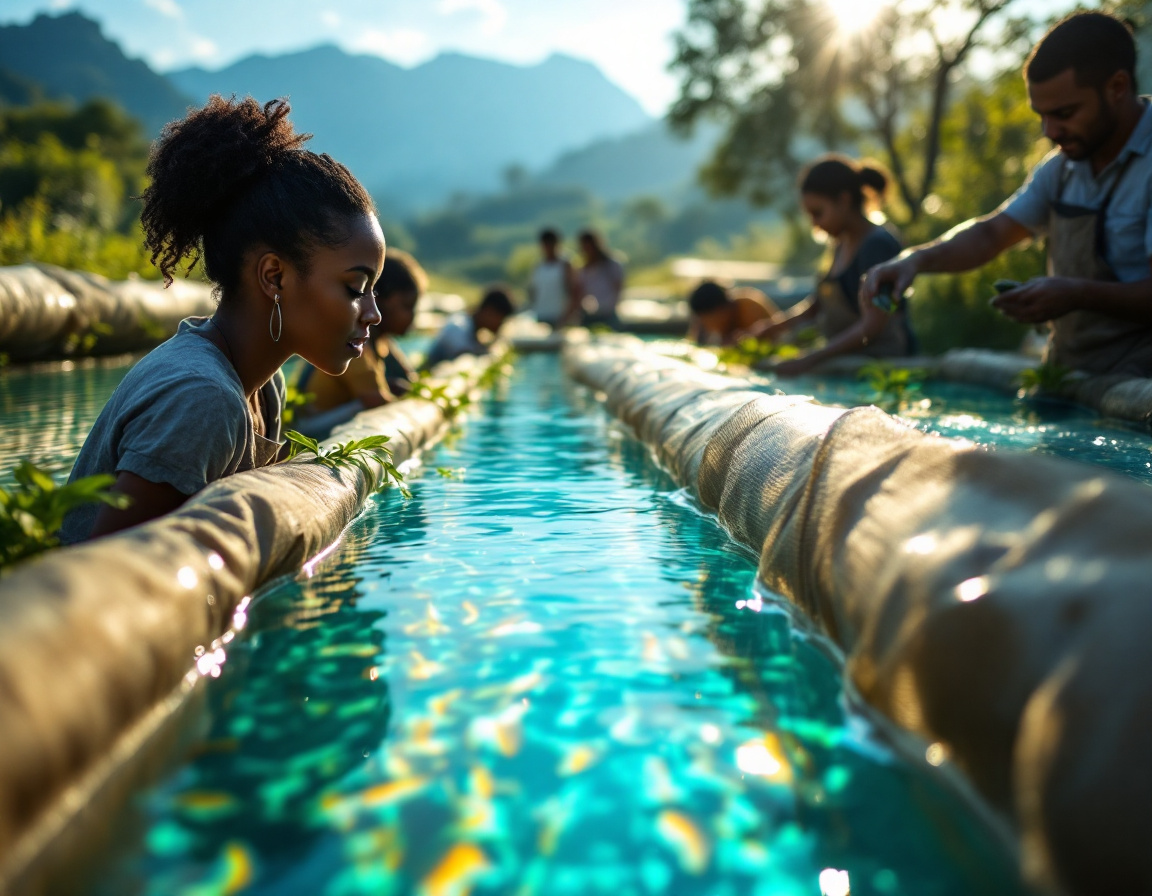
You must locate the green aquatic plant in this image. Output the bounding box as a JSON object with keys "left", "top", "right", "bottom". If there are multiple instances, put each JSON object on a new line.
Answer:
{"left": 715, "top": 337, "right": 804, "bottom": 369}
{"left": 283, "top": 431, "right": 411, "bottom": 498}
{"left": 408, "top": 378, "right": 473, "bottom": 419}
{"left": 858, "top": 361, "right": 929, "bottom": 410}
{"left": 0, "top": 462, "right": 130, "bottom": 569}
{"left": 1017, "top": 362, "right": 1072, "bottom": 394}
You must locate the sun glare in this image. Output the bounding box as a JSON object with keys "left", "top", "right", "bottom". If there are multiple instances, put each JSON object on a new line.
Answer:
{"left": 825, "top": 0, "right": 884, "bottom": 35}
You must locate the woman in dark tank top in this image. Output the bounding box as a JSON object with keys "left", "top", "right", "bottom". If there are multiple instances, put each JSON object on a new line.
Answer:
{"left": 744, "top": 154, "right": 914, "bottom": 376}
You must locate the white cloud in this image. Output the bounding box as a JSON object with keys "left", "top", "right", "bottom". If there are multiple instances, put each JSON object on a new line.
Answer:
{"left": 320, "top": 10, "right": 341, "bottom": 28}
{"left": 188, "top": 35, "right": 218, "bottom": 62}
{"left": 348, "top": 28, "right": 432, "bottom": 66}
{"left": 437, "top": 0, "right": 507, "bottom": 37}
{"left": 143, "top": 0, "right": 183, "bottom": 18}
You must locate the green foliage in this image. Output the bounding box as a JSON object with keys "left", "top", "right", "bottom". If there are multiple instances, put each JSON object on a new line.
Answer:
{"left": 62, "top": 319, "right": 113, "bottom": 355}
{"left": 281, "top": 385, "right": 314, "bottom": 425}
{"left": 435, "top": 467, "right": 465, "bottom": 480}
{"left": 715, "top": 337, "right": 803, "bottom": 368}
{"left": 0, "top": 99, "right": 158, "bottom": 279}
{"left": 1017, "top": 362, "right": 1072, "bottom": 394}
{"left": 283, "top": 431, "right": 410, "bottom": 498}
{"left": 858, "top": 361, "right": 929, "bottom": 410}
{"left": 669, "top": 0, "right": 1033, "bottom": 215}
{"left": 408, "top": 378, "right": 474, "bottom": 419}
{"left": 0, "top": 461, "right": 129, "bottom": 569}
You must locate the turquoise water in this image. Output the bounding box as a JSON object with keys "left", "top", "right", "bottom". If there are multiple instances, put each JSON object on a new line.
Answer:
{"left": 0, "top": 358, "right": 133, "bottom": 487}
{"left": 777, "top": 375, "right": 1152, "bottom": 485}
{"left": 85, "top": 355, "right": 1025, "bottom": 896}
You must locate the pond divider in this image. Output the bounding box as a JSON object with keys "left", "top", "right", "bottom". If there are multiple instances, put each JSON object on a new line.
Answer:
{"left": 564, "top": 337, "right": 1152, "bottom": 896}
{"left": 0, "top": 354, "right": 492, "bottom": 894}
{"left": 0, "top": 264, "right": 215, "bottom": 362}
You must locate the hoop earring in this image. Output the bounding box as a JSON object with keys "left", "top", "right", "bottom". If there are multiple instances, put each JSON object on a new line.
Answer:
{"left": 269, "top": 295, "right": 282, "bottom": 343}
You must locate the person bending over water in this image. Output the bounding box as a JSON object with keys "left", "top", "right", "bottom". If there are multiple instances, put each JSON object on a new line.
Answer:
{"left": 862, "top": 12, "right": 1152, "bottom": 377}
{"left": 293, "top": 249, "right": 426, "bottom": 438}
{"left": 422, "top": 287, "right": 515, "bottom": 370}
{"left": 687, "top": 280, "right": 777, "bottom": 345}
{"left": 59, "top": 96, "right": 385, "bottom": 544}
{"left": 746, "top": 155, "right": 911, "bottom": 376}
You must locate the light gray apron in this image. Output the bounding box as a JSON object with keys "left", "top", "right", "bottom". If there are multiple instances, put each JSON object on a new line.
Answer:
{"left": 817, "top": 274, "right": 912, "bottom": 357}
{"left": 1046, "top": 156, "right": 1152, "bottom": 375}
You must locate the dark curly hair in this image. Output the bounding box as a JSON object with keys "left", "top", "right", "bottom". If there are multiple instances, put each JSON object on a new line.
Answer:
{"left": 141, "top": 95, "right": 375, "bottom": 291}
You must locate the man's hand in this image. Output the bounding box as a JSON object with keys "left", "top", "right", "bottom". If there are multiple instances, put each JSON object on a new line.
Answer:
{"left": 860, "top": 254, "right": 920, "bottom": 307}
{"left": 991, "top": 277, "right": 1079, "bottom": 324}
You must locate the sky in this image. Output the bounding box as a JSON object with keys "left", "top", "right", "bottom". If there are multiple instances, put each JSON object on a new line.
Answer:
{"left": 0, "top": 0, "right": 1095, "bottom": 116}
{"left": 0, "top": 0, "right": 689, "bottom": 115}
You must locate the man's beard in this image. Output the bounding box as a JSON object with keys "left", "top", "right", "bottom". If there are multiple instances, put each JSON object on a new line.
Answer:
{"left": 1061, "top": 96, "right": 1119, "bottom": 160}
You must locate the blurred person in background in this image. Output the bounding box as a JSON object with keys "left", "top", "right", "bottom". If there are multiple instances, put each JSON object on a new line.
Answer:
{"left": 528, "top": 227, "right": 581, "bottom": 329}
{"left": 687, "top": 280, "right": 777, "bottom": 345}
{"left": 862, "top": 12, "right": 1152, "bottom": 377}
{"left": 577, "top": 229, "right": 625, "bottom": 329}
{"left": 423, "top": 286, "right": 515, "bottom": 369}
{"left": 746, "top": 154, "right": 911, "bottom": 375}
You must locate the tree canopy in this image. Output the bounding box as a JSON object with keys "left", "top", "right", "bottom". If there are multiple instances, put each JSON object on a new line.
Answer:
{"left": 669, "top": 0, "right": 1034, "bottom": 220}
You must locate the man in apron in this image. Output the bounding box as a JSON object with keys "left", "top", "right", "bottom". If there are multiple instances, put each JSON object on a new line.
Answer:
{"left": 861, "top": 12, "right": 1152, "bottom": 378}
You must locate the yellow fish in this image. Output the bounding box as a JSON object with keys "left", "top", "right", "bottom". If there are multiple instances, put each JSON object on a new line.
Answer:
{"left": 420, "top": 843, "right": 490, "bottom": 896}
{"left": 557, "top": 745, "right": 598, "bottom": 777}
{"left": 656, "top": 810, "right": 711, "bottom": 874}
{"left": 221, "top": 842, "right": 254, "bottom": 894}
{"left": 361, "top": 777, "right": 429, "bottom": 807}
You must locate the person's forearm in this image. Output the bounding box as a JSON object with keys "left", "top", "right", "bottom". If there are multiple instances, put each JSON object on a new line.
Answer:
{"left": 799, "top": 319, "right": 880, "bottom": 364}
{"left": 907, "top": 217, "right": 1012, "bottom": 274}
{"left": 748, "top": 297, "right": 816, "bottom": 338}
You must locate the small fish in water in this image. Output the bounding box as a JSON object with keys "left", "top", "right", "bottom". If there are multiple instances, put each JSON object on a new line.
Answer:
{"left": 420, "top": 843, "right": 490, "bottom": 896}
{"left": 656, "top": 810, "right": 711, "bottom": 874}
{"left": 557, "top": 745, "right": 599, "bottom": 777}
{"left": 219, "top": 841, "right": 255, "bottom": 894}
{"left": 361, "top": 777, "right": 430, "bottom": 808}
{"left": 172, "top": 791, "right": 239, "bottom": 818}
{"left": 409, "top": 651, "right": 445, "bottom": 680}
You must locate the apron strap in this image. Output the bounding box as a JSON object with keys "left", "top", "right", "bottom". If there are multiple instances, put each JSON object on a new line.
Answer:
{"left": 1055, "top": 154, "right": 1138, "bottom": 257}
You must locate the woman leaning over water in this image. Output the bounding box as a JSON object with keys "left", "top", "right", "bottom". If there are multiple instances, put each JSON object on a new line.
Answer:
{"left": 747, "top": 155, "right": 914, "bottom": 376}
{"left": 59, "top": 96, "right": 385, "bottom": 543}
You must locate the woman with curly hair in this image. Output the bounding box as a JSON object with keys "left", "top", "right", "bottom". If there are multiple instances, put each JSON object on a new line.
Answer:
{"left": 59, "top": 96, "right": 385, "bottom": 543}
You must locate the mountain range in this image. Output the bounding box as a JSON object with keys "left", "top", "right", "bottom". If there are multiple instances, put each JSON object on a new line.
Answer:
{"left": 0, "top": 11, "right": 717, "bottom": 209}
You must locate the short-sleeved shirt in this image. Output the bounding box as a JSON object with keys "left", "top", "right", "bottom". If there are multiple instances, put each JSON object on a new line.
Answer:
{"left": 424, "top": 313, "right": 487, "bottom": 369}
{"left": 1000, "top": 99, "right": 1152, "bottom": 283}
{"left": 59, "top": 317, "right": 285, "bottom": 544}
{"left": 580, "top": 257, "right": 625, "bottom": 316}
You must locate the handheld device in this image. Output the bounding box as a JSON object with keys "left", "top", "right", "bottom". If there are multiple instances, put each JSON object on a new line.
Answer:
{"left": 872, "top": 282, "right": 901, "bottom": 313}
{"left": 992, "top": 279, "right": 1021, "bottom": 294}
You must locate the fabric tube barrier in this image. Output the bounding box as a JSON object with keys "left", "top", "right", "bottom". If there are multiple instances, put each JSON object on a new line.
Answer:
{"left": 564, "top": 339, "right": 1152, "bottom": 896}
{"left": 0, "top": 355, "right": 489, "bottom": 894}
{"left": 0, "top": 264, "right": 216, "bottom": 362}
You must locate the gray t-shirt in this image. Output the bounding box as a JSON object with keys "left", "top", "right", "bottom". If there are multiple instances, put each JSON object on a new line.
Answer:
{"left": 424, "top": 312, "right": 486, "bottom": 369}
{"left": 59, "top": 317, "right": 285, "bottom": 544}
{"left": 1000, "top": 98, "right": 1152, "bottom": 283}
